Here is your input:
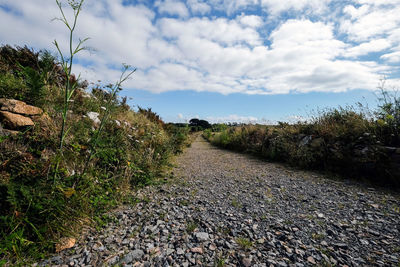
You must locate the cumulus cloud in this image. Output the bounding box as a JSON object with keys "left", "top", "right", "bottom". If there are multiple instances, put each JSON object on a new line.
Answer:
{"left": 187, "top": 0, "right": 211, "bottom": 15}
{"left": 341, "top": 2, "right": 400, "bottom": 41}
{"left": 340, "top": 0, "right": 400, "bottom": 69}
{"left": 381, "top": 50, "right": 400, "bottom": 63}
{"left": 158, "top": 17, "right": 262, "bottom": 46}
{"left": 344, "top": 39, "right": 391, "bottom": 58}
{"left": 237, "top": 15, "right": 263, "bottom": 28}
{"left": 206, "top": 114, "right": 260, "bottom": 124}
{"left": 261, "top": 0, "right": 332, "bottom": 15}
{"left": 0, "top": 0, "right": 398, "bottom": 97}
{"left": 155, "top": 0, "right": 189, "bottom": 18}
{"left": 207, "top": 0, "right": 258, "bottom": 15}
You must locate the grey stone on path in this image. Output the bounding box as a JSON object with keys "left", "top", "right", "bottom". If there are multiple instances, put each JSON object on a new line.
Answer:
{"left": 195, "top": 232, "right": 209, "bottom": 242}
{"left": 122, "top": 249, "right": 144, "bottom": 264}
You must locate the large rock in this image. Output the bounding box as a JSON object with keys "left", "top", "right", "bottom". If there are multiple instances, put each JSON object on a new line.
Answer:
{"left": 0, "top": 98, "right": 43, "bottom": 116}
{"left": 0, "top": 111, "right": 34, "bottom": 129}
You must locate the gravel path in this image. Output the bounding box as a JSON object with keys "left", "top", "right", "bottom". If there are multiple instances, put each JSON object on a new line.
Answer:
{"left": 42, "top": 136, "right": 400, "bottom": 266}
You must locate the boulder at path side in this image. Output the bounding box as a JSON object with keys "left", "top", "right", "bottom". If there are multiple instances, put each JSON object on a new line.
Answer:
{"left": 0, "top": 98, "right": 43, "bottom": 116}
{"left": 0, "top": 111, "right": 34, "bottom": 129}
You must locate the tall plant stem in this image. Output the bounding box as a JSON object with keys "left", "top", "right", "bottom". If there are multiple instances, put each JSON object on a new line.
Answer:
{"left": 54, "top": 0, "right": 87, "bottom": 152}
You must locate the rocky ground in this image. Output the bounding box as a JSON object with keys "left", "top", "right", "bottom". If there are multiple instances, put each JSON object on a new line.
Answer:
{"left": 39, "top": 137, "right": 400, "bottom": 266}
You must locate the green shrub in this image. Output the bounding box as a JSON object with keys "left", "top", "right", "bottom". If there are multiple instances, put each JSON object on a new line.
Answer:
{"left": 0, "top": 72, "right": 29, "bottom": 101}
{"left": 17, "top": 65, "right": 46, "bottom": 107}
{"left": 0, "top": 46, "right": 58, "bottom": 107}
{"left": 0, "top": 1, "right": 190, "bottom": 262}
{"left": 0, "top": 51, "right": 188, "bottom": 266}
{"left": 208, "top": 104, "right": 399, "bottom": 187}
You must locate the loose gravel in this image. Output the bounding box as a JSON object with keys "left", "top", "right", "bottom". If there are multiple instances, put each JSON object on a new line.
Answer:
{"left": 40, "top": 137, "right": 400, "bottom": 266}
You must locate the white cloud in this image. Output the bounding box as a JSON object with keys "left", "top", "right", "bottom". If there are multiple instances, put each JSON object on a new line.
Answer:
{"left": 208, "top": 0, "right": 258, "bottom": 15}
{"left": 187, "top": 0, "right": 211, "bottom": 15}
{"left": 155, "top": 0, "right": 189, "bottom": 18}
{"left": 206, "top": 114, "right": 260, "bottom": 124}
{"left": 159, "top": 17, "right": 262, "bottom": 46}
{"left": 287, "top": 115, "right": 308, "bottom": 123}
{"left": 341, "top": 3, "right": 400, "bottom": 41}
{"left": 261, "top": 0, "right": 332, "bottom": 15}
{"left": 356, "top": 0, "right": 400, "bottom": 6}
{"left": 344, "top": 39, "right": 391, "bottom": 57}
{"left": 237, "top": 15, "right": 263, "bottom": 28}
{"left": 381, "top": 50, "right": 400, "bottom": 63}
{"left": 0, "top": 0, "right": 398, "bottom": 98}
{"left": 343, "top": 4, "right": 370, "bottom": 19}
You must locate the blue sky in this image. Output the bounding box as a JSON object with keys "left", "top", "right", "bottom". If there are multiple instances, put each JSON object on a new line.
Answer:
{"left": 1, "top": 0, "right": 400, "bottom": 123}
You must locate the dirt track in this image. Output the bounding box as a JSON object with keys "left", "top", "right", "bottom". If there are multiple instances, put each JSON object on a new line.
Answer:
{"left": 43, "top": 136, "right": 400, "bottom": 266}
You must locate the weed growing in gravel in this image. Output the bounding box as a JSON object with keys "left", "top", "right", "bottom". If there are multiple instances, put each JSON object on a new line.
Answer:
{"left": 190, "top": 189, "right": 198, "bottom": 198}
{"left": 231, "top": 198, "right": 242, "bottom": 208}
{"left": 392, "top": 205, "right": 400, "bottom": 213}
{"left": 186, "top": 222, "right": 198, "bottom": 233}
{"left": 179, "top": 199, "right": 189, "bottom": 206}
{"left": 141, "top": 196, "right": 151, "bottom": 204}
{"left": 283, "top": 219, "right": 293, "bottom": 225}
{"left": 311, "top": 232, "right": 325, "bottom": 241}
{"left": 307, "top": 214, "right": 315, "bottom": 220}
{"left": 159, "top": 212, "right": 166, "bottom": 220}
{"left": 235, "top": 237, "right": 253, "bottom": 250}
{"left": 217, "top": 227, "right": 230, "bottom": 235}
{"left": 214, "top": 255, "right": 226, "bottom": 267}
{"left": 265, "top": 187, "right": 273, "bottom": 198}
{"left": 320, "top": 260, "right": 333, "bottom": 267}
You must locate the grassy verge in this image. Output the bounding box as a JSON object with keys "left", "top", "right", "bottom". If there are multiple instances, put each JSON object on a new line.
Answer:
{"left": 204, "top": 104, "right": 400, "bottom": 188}
{"left": 0, "top": 45, "right": 190, "bottom": 264}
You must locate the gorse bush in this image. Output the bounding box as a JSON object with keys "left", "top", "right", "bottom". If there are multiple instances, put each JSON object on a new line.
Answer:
{"left": 0, "top": 46, "right": 58, "bottom": 107}
{"left": 0, "top": 72, "right": 29, "bottom": 101}
{"left": 375, "top": 81, "right": 400, "bottom": 146}
{"left": 17, "top": 64, "right": 46, "bottom": 107}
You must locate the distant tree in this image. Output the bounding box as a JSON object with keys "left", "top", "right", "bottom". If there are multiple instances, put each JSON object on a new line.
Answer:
{"left": 189, "top": 118, "right": 200, "bottom": 126}
{"left": 189, "top": 118, "right": 211, "bottom": 131}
